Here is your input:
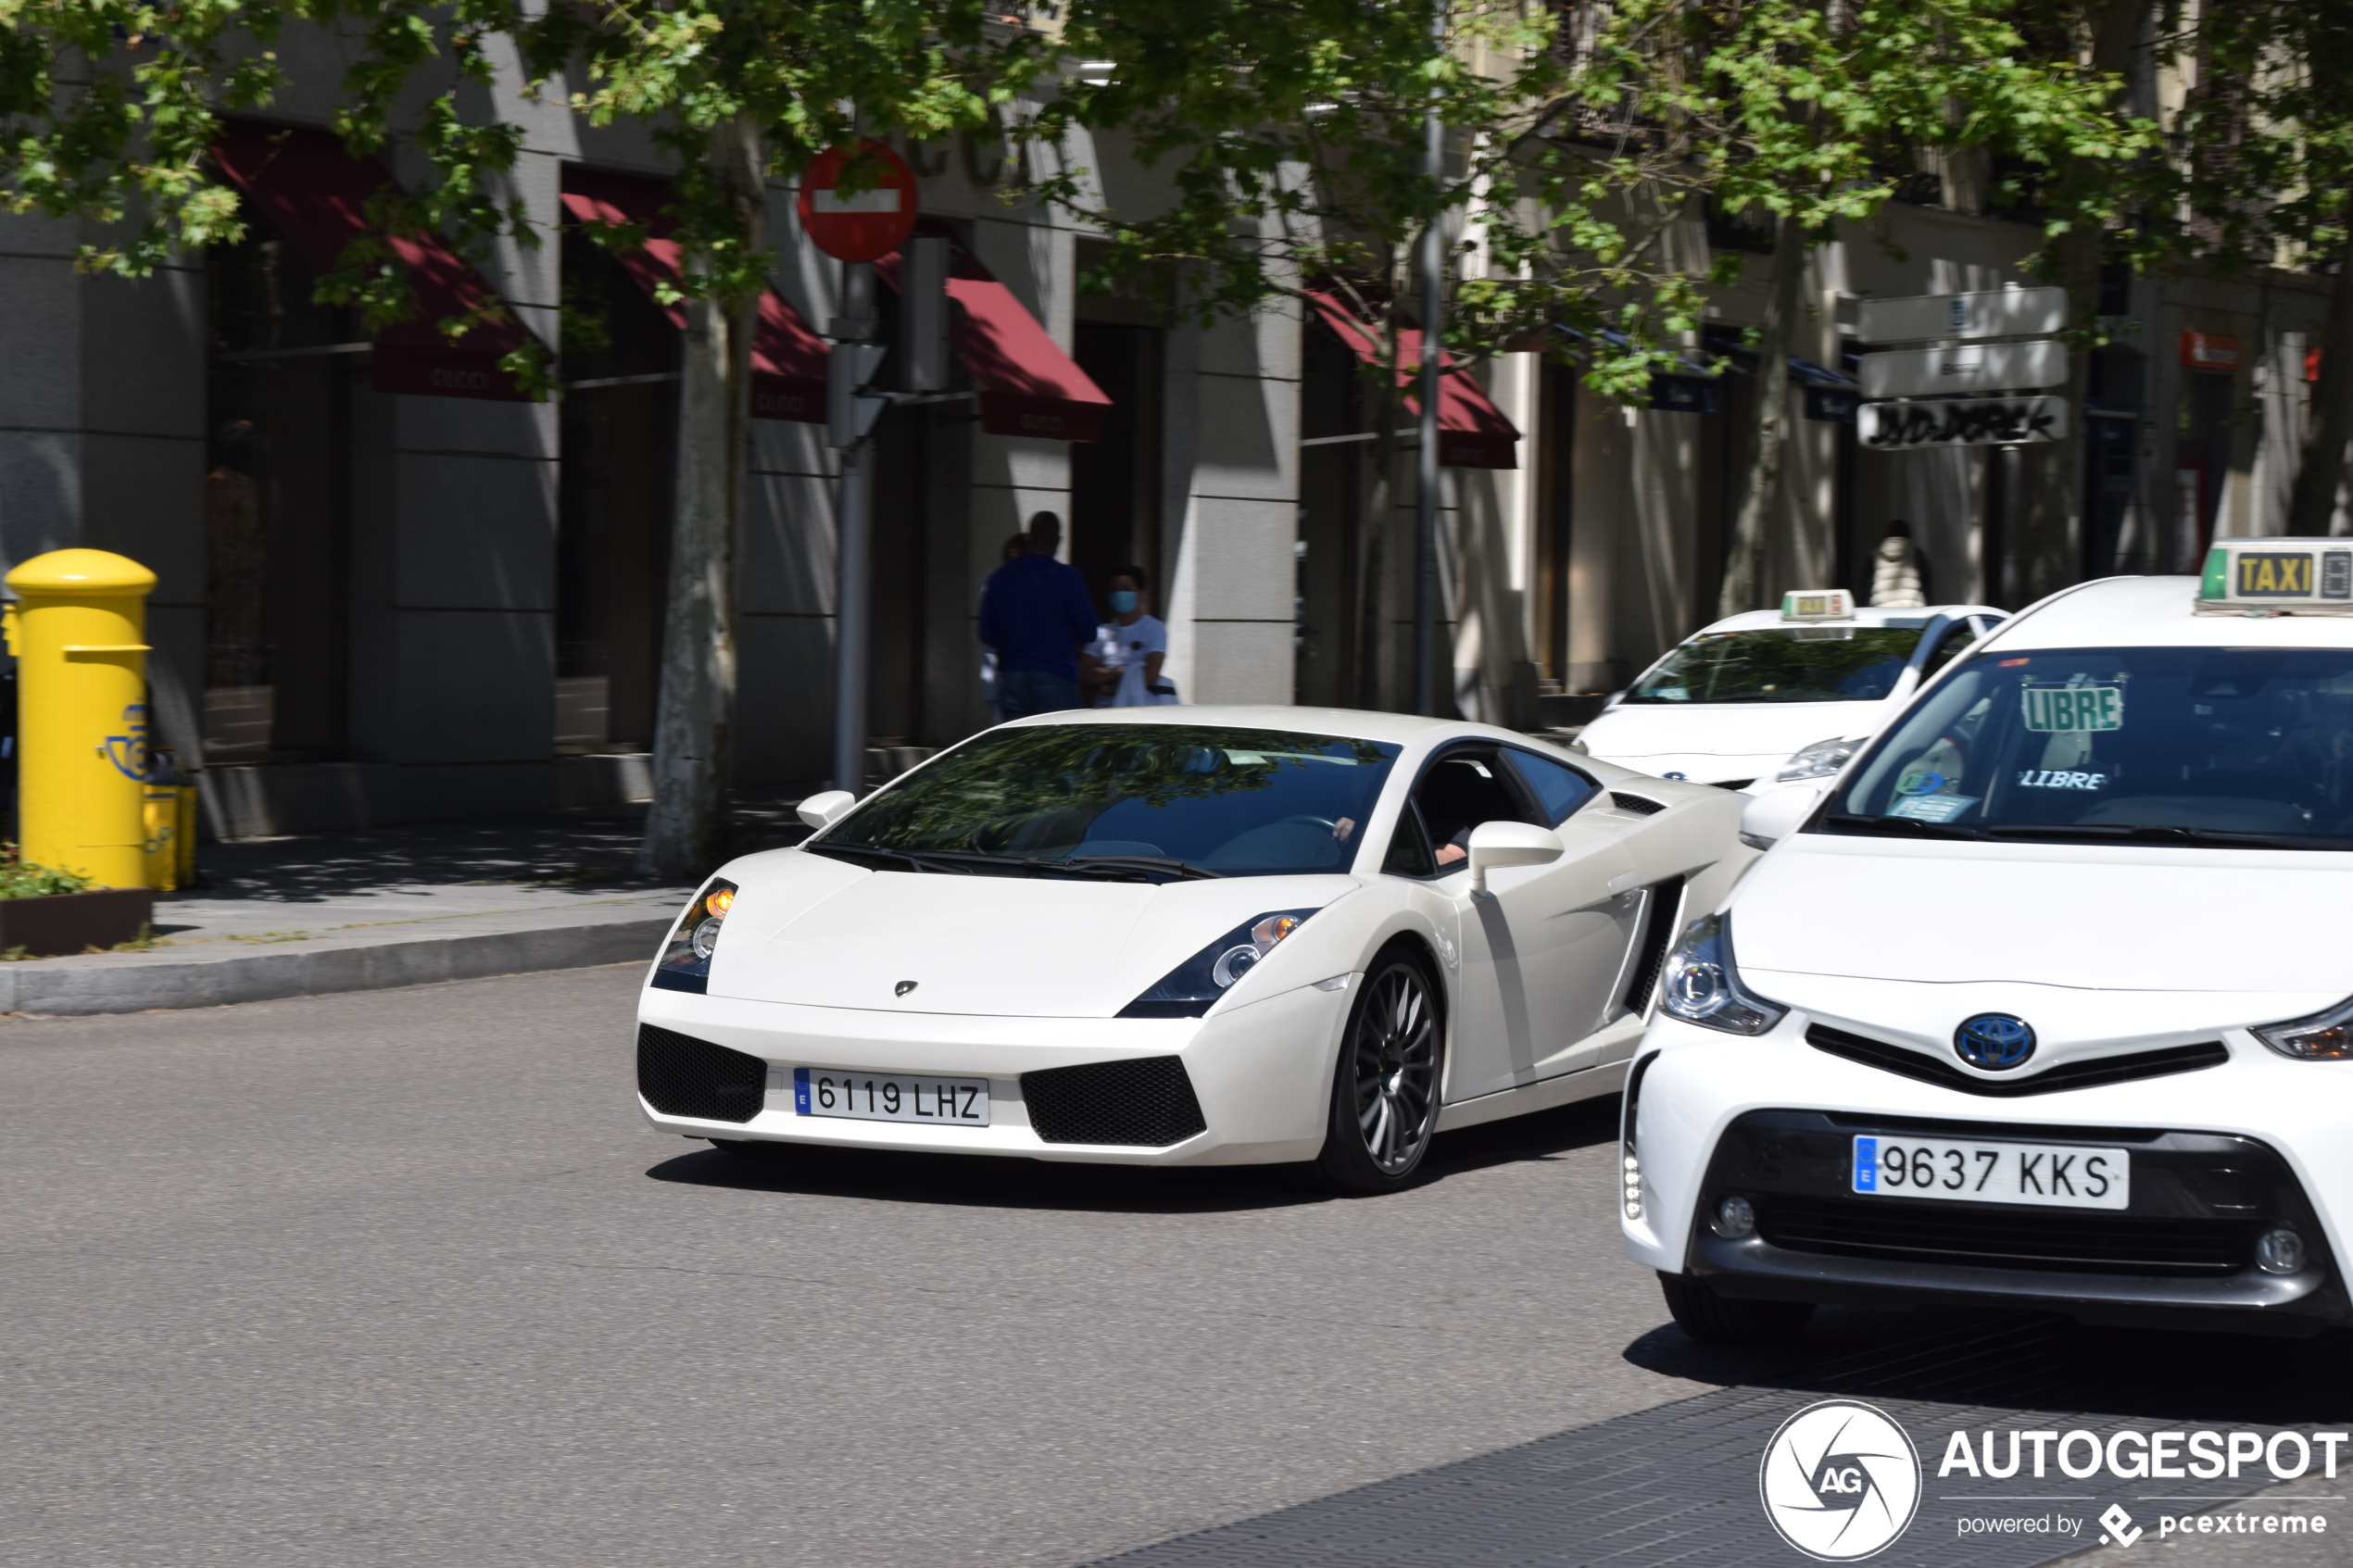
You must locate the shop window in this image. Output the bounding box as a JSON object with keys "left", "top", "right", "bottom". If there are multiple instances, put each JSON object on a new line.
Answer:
{"left": 203, "top": 202, "right": 357, "bottom": 763}
{"left": 555, "top": 232, "right": 677, "bottom": 752}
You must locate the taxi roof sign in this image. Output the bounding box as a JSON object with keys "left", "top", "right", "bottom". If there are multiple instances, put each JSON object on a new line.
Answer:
{"left": 2196, "top": 542, "right": 2353, "bottom": 614}
{"left": 1780, "top": 589, "right": 1855, "bottom": 622}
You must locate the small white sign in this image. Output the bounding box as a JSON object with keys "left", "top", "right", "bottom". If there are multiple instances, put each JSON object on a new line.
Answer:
{"left": 812, "top": 186, "right": 902, "bottom": 215}
{"left": 1856, "top": 286, "right": 2068, "bottom": 344}
{"left": 1858, "top": 340, "right": 2067, "bottom": 399}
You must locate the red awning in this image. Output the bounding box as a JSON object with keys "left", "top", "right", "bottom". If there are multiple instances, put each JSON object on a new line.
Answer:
{"left": 1305, "top": 292, "right": 1519, "bottom": 469}
{"left": 558, "top": 167, "right": 829, "bottom": 423}
{"left": 211, "top": 121, "right": 547, "bottom": 402}
{"left": 559, "top": 172, "right": 1106, "bottom": 439}
{"left": 875, "top": 239, "right": 1111, "bottom": 443}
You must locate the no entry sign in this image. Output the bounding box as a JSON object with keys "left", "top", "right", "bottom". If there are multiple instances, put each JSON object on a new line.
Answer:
{"left": 797, "top": 141, "right": 918, "bottom": 262}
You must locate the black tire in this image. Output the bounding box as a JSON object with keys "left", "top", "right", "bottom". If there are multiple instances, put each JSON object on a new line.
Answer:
{"left": 1314, "top": 947, "right": 1445, "bottom": 1195}
{"left": 1657, "top": 1272, "right": 1815, "bottom": 1346}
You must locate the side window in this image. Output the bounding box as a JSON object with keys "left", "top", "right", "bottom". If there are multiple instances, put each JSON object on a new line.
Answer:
{"left": 1503, "top": 749, "right": 1599, "bottom": 825}
{"left": 1382, "top": 805, "right": 1437, "bottom": 878}
{"left": 1412, "top": 748, "right": 1539, "bottom": 867}
{"left": 1923, "top": 621, "right": 1980, "bottom": 676}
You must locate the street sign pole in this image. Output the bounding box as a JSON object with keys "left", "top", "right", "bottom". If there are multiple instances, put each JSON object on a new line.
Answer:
{"left": 1411, "top": 0, "right": 1445, "bottom": 719}
{"left": 799, "top": 140, "right": 919, "bottom": 795}
{"left": 830, "top": 260, "right": 877, "bottom": 797}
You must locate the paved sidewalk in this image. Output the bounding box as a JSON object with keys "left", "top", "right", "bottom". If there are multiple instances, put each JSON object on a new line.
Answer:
{"left": 0, "top": 795, "right": 811, "bottom": 1016}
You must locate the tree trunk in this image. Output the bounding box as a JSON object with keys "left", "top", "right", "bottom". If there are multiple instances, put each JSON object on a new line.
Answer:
{"left": 638, "top": 117, "right": 763, "bottom": 881}
{"left": 2288, "top": 226, "right": 2353, "bottom": 535}
{"left": 2020, "top": 0, "right": 2146, "bottom": 598}
{"left": 1718, "top": 213, "right": 1808, "bottom": 618}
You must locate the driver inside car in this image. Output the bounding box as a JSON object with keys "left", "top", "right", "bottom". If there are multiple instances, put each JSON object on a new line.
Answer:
{"left": 1415, "top": 753, "right": 1526, "bottom": 867}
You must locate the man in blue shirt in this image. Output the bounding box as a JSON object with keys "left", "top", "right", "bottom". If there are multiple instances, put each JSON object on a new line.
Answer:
{"left": 977, "top": 512, "right": 1101, "bottom": 719}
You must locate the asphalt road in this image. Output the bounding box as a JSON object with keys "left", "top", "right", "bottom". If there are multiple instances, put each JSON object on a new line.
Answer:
{"left": 7, "top": 964, "right": 2353, "bottom": 1568}
{"left": 0, "top": 963, "right": 1750, "bottom": 1568}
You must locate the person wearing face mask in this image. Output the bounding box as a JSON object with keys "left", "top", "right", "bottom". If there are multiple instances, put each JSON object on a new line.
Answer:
{"left": 1088, "top": 564, "right": 1177, "bottom": 707}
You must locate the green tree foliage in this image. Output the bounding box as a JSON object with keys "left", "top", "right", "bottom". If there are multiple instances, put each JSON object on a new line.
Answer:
{"left": 1, "top": 0, "right": 1033, "bottom": 877}
{"left": 0, "top": 0, "right": 553, "bottom": 380}
{"left": 1035, "top": 0, "right": 2144, "bottom": 617}
{"left": 0, "top": 0, "right": 1031, "bottom": 367}
{"left": 1585, "top": 0, "right": 2149, "bottom": 614}
{"left": 1035, "top": 0, "right": 1715, "bottom": 401}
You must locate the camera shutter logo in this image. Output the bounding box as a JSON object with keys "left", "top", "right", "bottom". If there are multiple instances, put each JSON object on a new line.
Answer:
{"left": 1758, "top": 1399, "right": 1921, "bottom": 1561}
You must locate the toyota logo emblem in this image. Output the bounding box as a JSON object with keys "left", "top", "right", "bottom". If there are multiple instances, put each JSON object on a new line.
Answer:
{"left": 1953, "top": 1013, "right": 2035, "bottom": 1071}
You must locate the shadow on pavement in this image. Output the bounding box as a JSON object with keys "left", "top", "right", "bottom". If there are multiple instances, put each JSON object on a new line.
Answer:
{"left": 645, "top": 1140, "right": 1333, "bottom": 1214}
{"left": 1625, "top": 1304, "right": 2353, "bottom": 1427}
{"left": 646, "top": 1085, "right": 1625, "bottom": 1215}
{"left": 189, "top": 791, "right": 813, "bottom": 902}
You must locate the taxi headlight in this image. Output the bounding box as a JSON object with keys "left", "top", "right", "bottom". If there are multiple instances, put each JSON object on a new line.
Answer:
{"left": 2252, "top": 996, "right": 2353, "bottom": 1060}
{"left": 650, "top": 878, "right": 738, "bottom": 995}
{"left": 1776, "top": 734, "right": 1865, "bottom": 783}
{"left": 1657, "top": 912, "right": 1787, "bottom": 1036}
{"left": 1119, "top": 909, "right": 1319, "bottom": 1019}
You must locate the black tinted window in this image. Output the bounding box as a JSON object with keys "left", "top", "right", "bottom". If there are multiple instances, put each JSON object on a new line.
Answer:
{"left": 1827, "top": 646, "right": 2353, "bottom": 847}
{"left": 1382, "top": 807, "right": 1437, "bottom": 877}
{"left": 1623, "top": 627, "right": 1926, "bottom": 704}
{"left": 1504, "top": 749, "right": 1598, "bottom": 824}
{"left": 826, "top": 724, "right": 1397, "bottom": 875}
{"left": 1413, "top": 751, "right": 1535, "bottom": 857}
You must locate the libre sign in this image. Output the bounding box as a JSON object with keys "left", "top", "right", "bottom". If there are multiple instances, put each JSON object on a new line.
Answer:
{"left": 797, "top": 141, "right": 920, "bottom": 263}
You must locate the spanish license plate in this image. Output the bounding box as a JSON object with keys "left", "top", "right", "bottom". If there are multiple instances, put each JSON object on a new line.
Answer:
{"left": 793, "top": 1068, "right": 988, "bottom": 1126}
{"left": 1851, "top": 1135, "right": 2131, "bottom": 1210}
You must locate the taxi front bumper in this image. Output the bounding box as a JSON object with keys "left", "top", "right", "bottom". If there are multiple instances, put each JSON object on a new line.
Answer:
{"left": 1622, "top": 1016, "right": 2353, "bottom": 1336}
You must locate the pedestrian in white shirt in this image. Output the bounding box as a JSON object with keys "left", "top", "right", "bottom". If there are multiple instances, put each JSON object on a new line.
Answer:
{"left": 1088, "top": 565, "right": 1176, "bottom": 707}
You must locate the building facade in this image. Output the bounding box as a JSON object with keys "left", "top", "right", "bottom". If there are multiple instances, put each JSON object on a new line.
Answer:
{"left": 0, "top": 36, "right": 2338, "bottom": 840}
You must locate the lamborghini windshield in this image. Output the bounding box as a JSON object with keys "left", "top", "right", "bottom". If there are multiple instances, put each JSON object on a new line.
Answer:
{"left": 812, "top": 725, "right": 1399, "bottom": 878}
{"left": 1621, "top": 627, "right": 1925, "bottom": 704}
{"left": 1824, "top": 646, "right": 2353, "bottom": 847}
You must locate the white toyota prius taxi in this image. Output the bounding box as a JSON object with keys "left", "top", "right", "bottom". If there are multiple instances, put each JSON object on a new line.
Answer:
{"left": 635, "top": 708, "right": 1749, "bottom": 1193}
{"left": 1625, "top": 547, "right": 2353, "bottom": 1342}
{"left": 1574, "top": 591, "right": 2004, "bottom": 792}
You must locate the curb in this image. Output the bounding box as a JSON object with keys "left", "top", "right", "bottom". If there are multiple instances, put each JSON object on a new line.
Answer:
{"left": 0, "top": 916, "right": 673, "bottom": 1016}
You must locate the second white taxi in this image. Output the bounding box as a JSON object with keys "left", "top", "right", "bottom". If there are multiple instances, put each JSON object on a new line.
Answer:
{"left": 1575, "top": 590, "right": 2003, "bottom": 792}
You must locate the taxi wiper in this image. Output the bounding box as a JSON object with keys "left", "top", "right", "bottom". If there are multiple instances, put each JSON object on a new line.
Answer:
{"left": 1820, "top": 811, "right": 1983, "bottom": 840}
{"left": 1985, "top": 823, "right": 2348, "bottom": 851}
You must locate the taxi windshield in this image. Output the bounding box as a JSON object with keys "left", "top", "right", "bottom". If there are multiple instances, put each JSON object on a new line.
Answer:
{"left": 1824, "top": 646, "right": 2353, "bottom": 848}
{"left": 814, "top": 724, "right": 1399, "bottom": 877}
{"left": 1621, "top": 627, "right": 1925, "bottom": 705}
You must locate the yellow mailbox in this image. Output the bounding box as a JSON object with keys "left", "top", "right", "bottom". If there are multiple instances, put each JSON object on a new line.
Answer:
{"left": 4, "top": 549, "right": 157, "bottom": 889}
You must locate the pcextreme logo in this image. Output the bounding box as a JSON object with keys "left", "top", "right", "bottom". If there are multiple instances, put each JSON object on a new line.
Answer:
{"left": 1759, "top": 1399, "right": 1923, "bottom": 1561}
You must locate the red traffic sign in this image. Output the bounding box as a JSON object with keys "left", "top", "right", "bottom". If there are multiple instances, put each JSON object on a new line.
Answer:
{"left": 797, "top": 141, "right": 919, "bottom": 262}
